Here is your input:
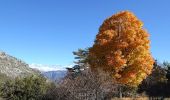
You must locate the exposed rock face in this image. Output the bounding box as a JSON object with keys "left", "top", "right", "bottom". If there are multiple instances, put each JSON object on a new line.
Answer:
{"left": 0, "top": 51, "right": 39, "bottom": 79}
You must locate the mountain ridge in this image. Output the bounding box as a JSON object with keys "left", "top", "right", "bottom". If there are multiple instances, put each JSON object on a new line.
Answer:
{"left": 29, "top": 64, "right": 70, "bottom": 81}
{"left": 0, "top": 51, "right": 39, "bottom": 80}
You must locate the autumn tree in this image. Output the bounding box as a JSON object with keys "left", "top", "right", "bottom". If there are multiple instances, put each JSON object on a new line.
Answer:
{"left": 89, "top": 11, "right": 154, "bottom": 86}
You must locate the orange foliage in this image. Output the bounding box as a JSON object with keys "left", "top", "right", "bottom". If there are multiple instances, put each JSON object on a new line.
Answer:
{"left": 89, "top": 11, "right": 154, "bottom": 86}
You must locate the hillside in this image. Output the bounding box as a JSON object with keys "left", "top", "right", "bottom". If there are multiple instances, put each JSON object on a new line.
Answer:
{"left": 0, "top": 51, "right": 39, "bottom": 82}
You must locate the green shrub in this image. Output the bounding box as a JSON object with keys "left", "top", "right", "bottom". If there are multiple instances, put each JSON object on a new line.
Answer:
{"left": 0, "top": 75, "right": 50, "bottom": 100}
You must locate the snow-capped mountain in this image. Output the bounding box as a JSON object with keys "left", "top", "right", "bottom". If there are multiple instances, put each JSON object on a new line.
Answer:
{"left": 29, "top": 64, "right": 74, "bottom": 72}
{"left": 29, "top": 64, "right": 74, "bottom": 81}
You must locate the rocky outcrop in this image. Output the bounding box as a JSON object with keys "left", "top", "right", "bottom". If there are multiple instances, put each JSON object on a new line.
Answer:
{"left": 0, "top": 51, "right": 39, "bottom": 79}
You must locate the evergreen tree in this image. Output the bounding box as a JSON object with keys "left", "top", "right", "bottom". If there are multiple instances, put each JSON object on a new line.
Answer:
{"left": 164, "top": 61, "right": 170, "bottom": 83}
{"left": 67, "top": 48, "right": 89, "bottom": 75}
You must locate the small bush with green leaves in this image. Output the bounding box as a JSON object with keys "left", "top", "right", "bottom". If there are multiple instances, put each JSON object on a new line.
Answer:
{"left": 0, "top": 75, "right": 51, "bottom": 100}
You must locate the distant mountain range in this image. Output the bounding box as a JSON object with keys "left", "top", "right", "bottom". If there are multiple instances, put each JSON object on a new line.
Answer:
{"left": 29, "top": 64, "right": 71, "bottom": 81}
{"left": 29, "top": 64, "right": 71, "bottom": 72}
{"left": 0, "top": 51, "right": 39, "bottom": 83}
{"left": 42, "top": 70, "right": 67, "bottom": 81}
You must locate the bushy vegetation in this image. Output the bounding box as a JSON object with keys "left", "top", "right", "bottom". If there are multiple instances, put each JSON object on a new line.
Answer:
{"left": 138, "top": 61, "right": 170, "bottom": 97}
{"left": 0, "top": 73, "right": 10, "bottom": 84}
{"left": 0, "top": 49, "right": 170, "bottom": 100}
{"left": 0, "top": 75, "right": 53, "bottom": 100}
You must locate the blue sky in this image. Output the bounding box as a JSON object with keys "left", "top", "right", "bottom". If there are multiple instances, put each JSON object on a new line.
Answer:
{"left": 0, "top": 0, "right": 169, "bottom": 65}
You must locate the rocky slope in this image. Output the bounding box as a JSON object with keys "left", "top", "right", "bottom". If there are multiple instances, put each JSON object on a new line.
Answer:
{"left": 0, "top": 51, "right": 39, "bottom": 79}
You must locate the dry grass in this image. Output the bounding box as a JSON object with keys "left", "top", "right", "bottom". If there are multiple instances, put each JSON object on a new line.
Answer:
{"left": 112, "top": 97, "right": 170, "bottom": 100}
{"left": 112, "top": 97, "right": 149, "bottom": 100}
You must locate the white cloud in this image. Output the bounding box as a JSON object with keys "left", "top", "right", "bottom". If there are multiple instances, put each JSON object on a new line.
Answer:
{"left": 29, "top": 63, "right": 74, "bottom": 72}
